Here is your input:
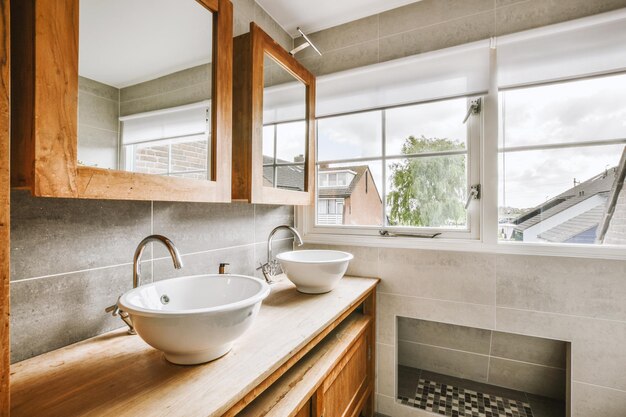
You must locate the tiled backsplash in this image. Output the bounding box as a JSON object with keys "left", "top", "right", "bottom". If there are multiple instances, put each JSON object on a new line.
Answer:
{"left": 10, "top": 190, "right": 293, "bottom": 363}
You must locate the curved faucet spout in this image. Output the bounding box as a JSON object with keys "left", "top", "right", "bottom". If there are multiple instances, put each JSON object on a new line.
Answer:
{"left": 267, "top": 225, "right": 303, "bottom": 264}
{"left": 133, "top": 235, "right": 183, "bottom": 289}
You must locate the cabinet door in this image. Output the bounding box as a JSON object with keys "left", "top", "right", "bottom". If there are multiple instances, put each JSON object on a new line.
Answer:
{"left": 317, "top": 329, "right": 370, "bottom": 417}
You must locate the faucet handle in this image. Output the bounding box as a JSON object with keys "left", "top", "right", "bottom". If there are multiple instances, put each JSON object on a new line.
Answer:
{"left": 105, "top": 303, "right": 120, "bottom": 316}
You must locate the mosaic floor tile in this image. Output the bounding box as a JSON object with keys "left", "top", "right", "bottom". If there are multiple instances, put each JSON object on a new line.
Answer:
{"left": 397, "top": 377, "right": 534, "bottom": 417}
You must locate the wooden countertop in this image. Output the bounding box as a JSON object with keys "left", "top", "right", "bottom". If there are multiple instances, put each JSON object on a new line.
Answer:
{"left": 10, "top": 276, "right": 378, "bottom": 417}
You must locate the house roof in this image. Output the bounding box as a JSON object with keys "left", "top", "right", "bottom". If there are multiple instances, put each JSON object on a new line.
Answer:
{"left": 262, "top": 156, "right": 305, "bottom": 191}
{"left": 514, "top": 168, "right": 617, "bottom": 233}
{"left": 318, "top": 165, "right": 369, "bottom": 199}
{"left": 596, "top": 147, "right": 626, "bottom": 243}
{"left": 537, "top": 203, "right": 607, "bottom": 243}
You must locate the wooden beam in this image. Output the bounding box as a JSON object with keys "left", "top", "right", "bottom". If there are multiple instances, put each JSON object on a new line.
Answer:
{"left": 0, "top": 0, "right": 10, "bottom": 414}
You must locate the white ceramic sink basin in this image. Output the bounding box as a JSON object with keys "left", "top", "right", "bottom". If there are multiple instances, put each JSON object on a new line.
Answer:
{"left": 276, "top": 250, "right": 353, "bottom": 294}
{"left": 118, "top": 274, "right": 270, "bottom": 365}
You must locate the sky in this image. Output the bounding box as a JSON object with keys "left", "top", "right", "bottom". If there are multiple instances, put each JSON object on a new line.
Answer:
{"left": 314, "top": 73, "right": 626, "bottom": 211}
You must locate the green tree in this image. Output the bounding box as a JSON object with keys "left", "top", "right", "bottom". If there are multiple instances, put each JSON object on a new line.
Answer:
{"left": 387, "top": 135, "right": 466, "bottom": 227}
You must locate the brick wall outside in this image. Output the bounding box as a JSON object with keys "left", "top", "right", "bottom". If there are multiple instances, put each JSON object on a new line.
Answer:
{"left": 133, "top": 139, "right": 208, "bottom": 179}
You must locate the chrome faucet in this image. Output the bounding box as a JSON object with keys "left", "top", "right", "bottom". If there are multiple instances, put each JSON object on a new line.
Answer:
{"left": 106, "top": 235, "right": 184, "bottom": 334}
{"left": 258, "top": 225, "right": 303, "bottom": 283}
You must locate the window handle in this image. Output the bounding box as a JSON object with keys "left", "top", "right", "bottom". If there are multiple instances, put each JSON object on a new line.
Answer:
{"left": 463, "top": 98, "right": 482, "bottom": 123}
{"left": 465, "top": 184, "right": 481, "bottom": 209}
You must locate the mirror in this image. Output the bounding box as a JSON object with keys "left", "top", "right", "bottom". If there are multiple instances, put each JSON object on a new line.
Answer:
{"left": 78, "top": 0, "right": 214, "bottom": 181}
{"left": 262, "top": 54, "right": 307, "bottom": 191}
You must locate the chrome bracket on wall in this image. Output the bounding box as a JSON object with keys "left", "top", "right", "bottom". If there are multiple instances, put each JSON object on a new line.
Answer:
{"left": 290, "top": 27, "right": 322, "bottom": 56}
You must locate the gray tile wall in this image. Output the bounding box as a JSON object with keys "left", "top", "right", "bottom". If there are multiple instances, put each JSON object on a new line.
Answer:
{"left": 293, "top": 0, "right": 626, "bottom": 76}
{"left": 303, "top": 242, "right": 626, "bottom": 417}
{"left": 78, "top": 77, "right": 119, "bottom": 170}
{"left": 10, "top": 190, "right": 294, "bottom": 363}
{"left": 397, "top": 317, "right": 568, "bottom": 400}
{"left": 9, "top": 0, "right": 295, "bottom": 364}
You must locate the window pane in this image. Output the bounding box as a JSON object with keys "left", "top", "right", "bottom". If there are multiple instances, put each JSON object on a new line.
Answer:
{"left": 170, "top": 139, "right": 207, "bottom": 174}
{"left": 386, "top": 155, "right": 468, "bottom": 228}
{"left": 276, "top": 121, "right": 306, "bottom": 163}
{"left": 276, "top": 164, "right": 305, "bottom": 191}
{"left": 317, "top": 111, "right": 382, "bottom": 161}
{"left": 130, "top": 143, "right": 169, "bottom": 175}
{"left": 385, "top": 98, "right": 468, "bottom": 156}
{"left": 316, "top": 161, "right": 383, "bottom": 226}
{"left": 500, "top": 73, "right": 626, "bottom": 148}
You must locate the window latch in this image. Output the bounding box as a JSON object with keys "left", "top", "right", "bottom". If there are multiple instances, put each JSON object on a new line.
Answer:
{"left": 462, "top": 98, "right": 482, "bottom": 124}
{"left": 464, "top": 184, "right": 481, "bottom": 209}
{"left": 379, "top": 230, "right": 442, "bottom": 239}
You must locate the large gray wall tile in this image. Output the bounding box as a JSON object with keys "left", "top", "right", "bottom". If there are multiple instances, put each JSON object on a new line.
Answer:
{"left": 294, "top": 15, "right": 379, "bottom": 60}
{"left": 398, "top": 340, "right": 489, "bottom": 382}
{"left": 152, "top": 201, "right": 255, "bottom": 257}
{"left": 571, "top": 382, "right": 626, "bottom": 417}
{"left": 377, "top": 342, "right": 395, "bottom": 398}
{"left": 379, "top": 0, "right": 494, "bottom": 37}
{"left": 253, "top": 3, "right": 292, "bottom": 51}
{"left": 79, "top": 76, "right": 119, "bottom": 102}
{"left": 120, "top": 64, "right": 211, "bottom": 102}
{"left": 254, "top": 204, "right": 294, "bottom": 242}
{"left": 10, "top": 263, "right": 142, "bottom": 362}
{"left": 120, "top": 83, "right": 211, "bottom": 116}
{"left": 378, "top": 292, "right": 495, "bottom": 345}
{"left": 153, "top": 245, "right": 255, "bottom": 281}
{"left": 398, "top": 317, "right": 491, "bottom": 354}
{"left": 488, "top": 357, "right": 566, "bottom": 399}
{"left": 300, "top": 40, "right": 379, "bottom": 76}
{"left": 78, "top": 91, "right": 119, "bottom": 132}
{"left": 496, "top": 307, "right": 626, "bottom": 392}
{"left": 491, "top": 331, "right": 567, "bottom": 368}
{"left": 379, "top": 11, "right": 495, "bottom": 63}
{"left": 496, "top": 254, "right": 626, "bottom": 322}
{"left": 10, "top": 191, "right": 151, "bottom": 279}
{"left": 379, "top": 248, "right": 496, "bottom": 305}
{"left": 496, "top": 0, "right": 626, "bottom": 36}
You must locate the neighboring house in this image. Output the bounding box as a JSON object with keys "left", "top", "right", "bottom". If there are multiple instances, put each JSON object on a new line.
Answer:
{"left": 512, "top": 168, "right": 618, "bottom": 244}
{"left": 596, "top": 148, "right": 626, "bottom": 245}
{"left": 261, "top": 157, "right": 382, "bottom": 226}
{"left": 317, "top": 165, "right": 382, "bottom": 226}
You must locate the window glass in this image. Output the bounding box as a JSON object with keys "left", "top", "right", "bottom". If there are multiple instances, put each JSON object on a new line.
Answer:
{"left": 499, "top": 74, "right": 626, "bottom": 245}
{"left": 317, "top": 111, "right": 382, "bottom": 161}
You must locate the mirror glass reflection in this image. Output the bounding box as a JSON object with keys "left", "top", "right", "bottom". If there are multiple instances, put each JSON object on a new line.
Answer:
{"left": 262, "top": 53, "right": 307, "bottom": 191}
{"left": 77, "top": 0, "right": 213, "bottom": 180}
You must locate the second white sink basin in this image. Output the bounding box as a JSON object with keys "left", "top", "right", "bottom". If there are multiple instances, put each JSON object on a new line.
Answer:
{"left": 118, "top": 274, "right": 270, "bottom": 365}
{"left": 276, "top": 250, "right": 353, "bottom": 294}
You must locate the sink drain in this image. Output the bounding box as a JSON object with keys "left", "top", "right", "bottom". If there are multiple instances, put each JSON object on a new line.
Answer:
{"left": 160, "top": 294, "right": 170, "bottom": 305}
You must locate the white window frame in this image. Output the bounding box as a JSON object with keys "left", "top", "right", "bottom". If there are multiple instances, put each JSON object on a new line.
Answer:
{"left": 296, "top": 49, "right": 626, "bottom": 261}
{"left": 302, "top": 94, "right": 483, "bottom": 240}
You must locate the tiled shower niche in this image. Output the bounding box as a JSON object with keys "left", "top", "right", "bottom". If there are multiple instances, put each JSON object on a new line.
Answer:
{"left": 396, "top": 317, "right": 570, "bottom": 417}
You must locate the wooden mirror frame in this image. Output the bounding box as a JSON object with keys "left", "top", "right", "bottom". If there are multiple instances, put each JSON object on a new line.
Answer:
{"left": 11, "top": 0, "right": 233, "bottom": 202}
{"left": 232, "top": 23, "right": 315, "bottom": 205}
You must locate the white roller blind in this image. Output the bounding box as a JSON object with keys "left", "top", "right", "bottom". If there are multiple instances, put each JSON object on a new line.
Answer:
{"left": 121, "top": 101, "right": 210, "bottom": 145}
{"left": 263, "top": 81, "right": 306, "bottom": 124}
{"left": 316, "top": 39, "right": 491, "bottom": 117}
{"left": 497, "top": 9, "right": 626, "bottom": 88}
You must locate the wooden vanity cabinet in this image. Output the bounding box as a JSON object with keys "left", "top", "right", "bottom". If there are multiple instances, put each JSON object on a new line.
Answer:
{"left": 315, "top": 329, "right": 371, "bottom": 417}
{"left": 238, "top": 312, "right": 375, "bottom": 417}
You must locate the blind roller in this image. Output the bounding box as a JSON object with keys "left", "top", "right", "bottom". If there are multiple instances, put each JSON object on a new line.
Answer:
{"left": 263, "top": 81, "right": 306, "bottom": 125}
{"left": 121, "top": 101, "right": 210, "bottom": 145}
{"left": 497, "top": 9, "right": 626, "bottom": 88}
{"left": 316, "top": 39, "right": 491, "bottom": 117}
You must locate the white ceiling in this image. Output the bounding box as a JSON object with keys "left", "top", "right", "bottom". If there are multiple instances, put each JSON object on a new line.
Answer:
{"left": 256, "top": 0, "right": 421, "bottom": 36}
{"left": 79, "top": 0, "right": 213, "bottom": 88}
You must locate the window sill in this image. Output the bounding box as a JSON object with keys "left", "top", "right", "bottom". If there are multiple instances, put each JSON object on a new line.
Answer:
{"left": 302, "top": 232, "right": 626, "bottom": 261}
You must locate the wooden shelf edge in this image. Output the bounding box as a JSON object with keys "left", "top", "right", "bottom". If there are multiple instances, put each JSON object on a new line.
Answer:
{"left": 238, "top": 313, "right": 372, "bottom": 417}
